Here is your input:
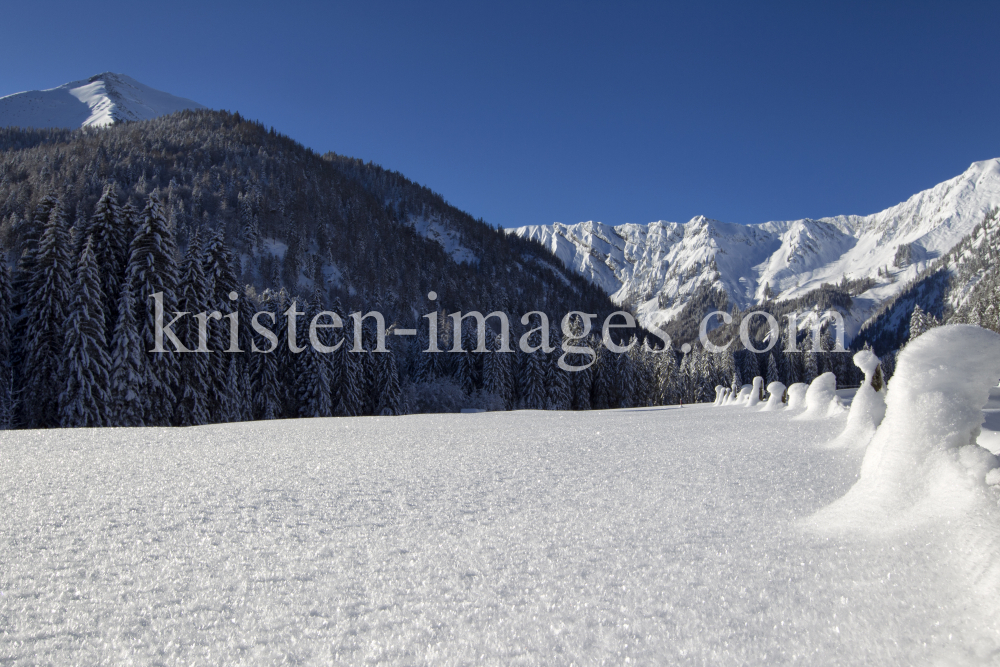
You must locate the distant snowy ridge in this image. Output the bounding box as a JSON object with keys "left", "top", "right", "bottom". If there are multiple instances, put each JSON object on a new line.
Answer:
{"left": 510, "top": 159, "right": 1000, "bottom": 338}
{"left": 0, "top": 73, "right": 206, "bottom": 129}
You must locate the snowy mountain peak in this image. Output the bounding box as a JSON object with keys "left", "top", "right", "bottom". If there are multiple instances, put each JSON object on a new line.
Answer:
{"left": 0, "top": 73, "right": 207, "bottom": 130}
{"left": 511, "top": 158, "right": 1000, "bottom": 339}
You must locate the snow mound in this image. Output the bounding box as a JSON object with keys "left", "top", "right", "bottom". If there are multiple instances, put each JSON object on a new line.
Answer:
{"left": 827, "top": 350, "right": 887, "bottom": 451}
{"left": 747, "top": 377, "right": 763, "bottom": 407}
{"left": 786, "top": 383, "right": 807, "bottom": 410}
{"left": 760, "top": 382, "right": 787, "bottom": 411}
{"left": 810, "top": 325, "right": 1000, "bottom": 533}
{"left": 797, "top": 372, "right": 844, "bottom": 419}
{"left": 713, "top": 385, "right": 725, "bottom": 406}
{"left": 733, "top": 384, "right": 753, "bottom": 406}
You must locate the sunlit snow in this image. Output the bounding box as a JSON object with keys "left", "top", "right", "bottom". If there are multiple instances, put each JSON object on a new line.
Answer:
{"left": 5, "top": 361, "right": 1000, "bottom": 663}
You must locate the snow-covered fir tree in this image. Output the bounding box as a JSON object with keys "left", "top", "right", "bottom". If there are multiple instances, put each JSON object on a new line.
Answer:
{"left": 108, "top": 283, "right": 145, "bottom": 426}
{"left": 59, "top": 237, "right": 112, "bottom": 427}
{"left": 22, "top": 202, "right": 73, "bottom": 427}
{"left": 126, "top": 193, "right": 180, "bottom": 426}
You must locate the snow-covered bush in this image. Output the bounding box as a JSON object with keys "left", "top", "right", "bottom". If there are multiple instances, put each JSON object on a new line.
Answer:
{"left": 827, "top": 350, "right": 886, "bottom": 450}
{"left": 809, "top": 325, "right": 1000, "bottom": 532}
{"left": 760, "top": 382, "right": 786, "bottom": 411}
{"left": 797, "top": 372, "right": 844, "bottom": 419}
{"left": 786, "top": 383, "right": 807, "bottom": 410}
{"left": 747, "top": 377, "right": 764, "bottom": 407}
{"left": 734, "top": 384, "right": 753, "bottom": 406}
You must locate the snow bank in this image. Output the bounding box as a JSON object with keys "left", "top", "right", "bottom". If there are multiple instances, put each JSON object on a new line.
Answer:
{"left": 713, "top": 386, "right": 725, "bottom": 406}
{"left": 809, "top": 325, "right": 1000, "bottom": 533}
{"left": 796, "top": 372, "right": 844, "bottom": 419}
{"left": 747, "top": 376, "right": 763, "bottom": 407}
{"left": 786, "top": 383, "right": 807, "bottom": 410}
{"left": 733, "top": 384, "right": 753, "bottom": 406}
{"left": 760, "top": 382, "right": 787, "bottom": 411}
{"left": 827, "top": 350, "right": 887, "bottom": 450}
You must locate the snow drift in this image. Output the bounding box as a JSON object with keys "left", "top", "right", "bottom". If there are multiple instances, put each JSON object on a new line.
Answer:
{"left": 827, "top": 350, "right": 886, "bottom": 451}
{"left": 809, "top": 325, "right": 1000, "bottom": 532}
{"left": 796, "top": 373, "right": 844, "bottom": 419}
{"left": 786, "top": 383, "right": 807, "bottom": 410}
{"left": 760, "top": 382, "right": 787, "bottom": 411}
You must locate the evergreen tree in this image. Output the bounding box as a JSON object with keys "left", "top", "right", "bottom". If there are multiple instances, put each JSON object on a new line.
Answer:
{"left": 334, "top": 317, "right": 363, "bottom": 417}
{"left": 22, "top": 202, "right": 73, "bottom": 427}
{"left": 174, "top": 236, "right": 211, "bottom": 426}
{"left": 482, "top": 333, "right": 513, "bottom": 408}
{"left": 520, "top": 351, "right": 546, "bottom": 409}
{"left": 249, "top": 302, "right": 281, "bottom": 420}
{"left": 656, "top": 342, "right": 679, "bottom": 405}
{"left": 295, "top": 295, "right": 332, "bottom": 418}
{"left": 220, "top": 356, "right": 245, "bottom": 422}
{"left": 0, "top": 265, "right": 12, "bottom": 428}
{"left": 202, "top": 229, "right": 239, "bottom": 421}
{"left": 907, "top": 304, "right": 940, "bottom": 342}
{"left": 765, "top": 352, "right": 781, "bottom": 390}
{"left": 108, "top": 284, "right": 145, "bottom": 426}
{"left": 127, "top": 193, "right": 181, "bottom": 425}
{"left": 59, "top": 237, "right": 112, "bottom": 427}
{"left": 803, "top": 350, "right": 819, "bottom": 384}
{"left": 376, "top": 348, "right": 402, "bottom": 416}
{"left": 88, "top": 184, "right": 128, "bottom": 337}
{"left": 545, "top": 335, "right": 572, "bottom": 411}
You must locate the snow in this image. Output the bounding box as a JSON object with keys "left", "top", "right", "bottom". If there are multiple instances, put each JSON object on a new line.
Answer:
{"left": 0, "top": 73, "right": 206, "bottom": 129}
{"left": 5, "top": 396, "right": 1000, "bottom": 663}
{"left": 747, "top": 376, "right": 763, "bottom": 407}
{"left": 798, "top": 372, "right": 844, "bottom": 419}
{"left": 827, "top": 350, "right": 886, "bottom": 451}
{"left": 810, "top": 325, "right": 1000, "bottom": 535}
{"left": 405, "top": 214, "right": 478, "bottom": 265}
{"left": 509, "top": 159, "right": 1000, "bottom": 340}
{"left": 761, "top": 381, "right": 787, "bottom": 411}
{"left": 786, "top": 383, "right": 808, "bottom": 410}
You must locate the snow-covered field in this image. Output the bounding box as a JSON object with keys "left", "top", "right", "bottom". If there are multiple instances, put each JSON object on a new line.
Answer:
{"left": 4, "top": 329, "right": 1000, "bottom": 664}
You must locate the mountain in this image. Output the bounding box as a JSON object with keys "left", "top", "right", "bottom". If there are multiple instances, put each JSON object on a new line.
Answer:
{"left": 511, "top": 159, "right": 1000, "bottom": 340}
{"left": 0, "top": 73, "right": 206, "bottom": 129}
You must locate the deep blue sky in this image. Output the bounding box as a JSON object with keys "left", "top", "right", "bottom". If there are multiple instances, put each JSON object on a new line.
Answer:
{"left": 2, "top": 2, "right": 999, "bottom": 228}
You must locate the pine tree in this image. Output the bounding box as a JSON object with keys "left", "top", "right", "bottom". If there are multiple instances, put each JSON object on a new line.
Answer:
{"left": 0, "top": 264, "right": 12, "bottom": 428}
{"left": 295, "top": 295, "right": 332, "bottom": 418}
{"left": 376, "top": 348, "right": 402, "bottom": 416}
{"left": 907, "top": 304, "right": 941, "bottom": 342}
{"left": 249, "top": 302, "right": 281, "bottom": 420}
{"left": 520, "top": 351, "right": 546, "bottom": 410}
{"left": 483, "top": 333, "right": 513, "bottom": 408}
{"left": 126, "top": 193, "right": 180, "bottom": 425}
{"left": 108, "top": 285, "right": 145, "bottom": 426}
{"left": 546, "top": 333, "right": 572, "bottom": 410}
{"left": 334, "top": 317, "right": 363, "bottom": 417}
{"left": 220, "top": 356, "right": 245, "bottom": 422}
{"left": 656, "top": 342, "right": 679, "bottom": 405}
{"left": 22, "top": 202, "right": 73, "bottom": 427}
{"left": 202, "top": 229, "right": 239, "bottom": 421}
{"left": 88, "top": 184, "right": 128, "bottom": 337}
{"left": 174, "top": 236, "right": 211, "bottom": 426}
{"left": 59, "top": 237, "right": 112, "bottom": 427}
{"left": 766, "top": 352, "right": 780, "bottom": 390}
{"left": 803, "top": 350, "right": 819, "bottom": 384}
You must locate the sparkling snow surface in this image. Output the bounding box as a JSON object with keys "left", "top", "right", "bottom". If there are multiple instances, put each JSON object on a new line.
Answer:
{"left": 3, "top": 406, "right": 1000, "bottom": 664}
